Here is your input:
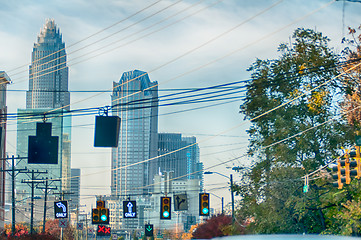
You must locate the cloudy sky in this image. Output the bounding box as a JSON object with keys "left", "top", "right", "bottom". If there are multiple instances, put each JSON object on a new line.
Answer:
{"left": 1, "top": 0, "right": 361, "bottom": 212}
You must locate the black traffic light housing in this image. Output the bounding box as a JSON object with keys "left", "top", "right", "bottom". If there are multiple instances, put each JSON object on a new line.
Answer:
{"left": 145, "top": 224, "right": 154, "bottom": 237}
{"left": 199, "top": 193, "right": 210, "bottom": 216}
{"left": 160, "top": 197, "right": 171, "bottom": 219}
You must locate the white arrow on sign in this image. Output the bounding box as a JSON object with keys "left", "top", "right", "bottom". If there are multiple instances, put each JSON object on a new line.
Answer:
{"left": 127, "top": 202, "right": 133, "bottom": 213}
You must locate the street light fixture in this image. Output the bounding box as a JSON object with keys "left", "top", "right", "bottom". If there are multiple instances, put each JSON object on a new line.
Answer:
{"left": 204, "top": 171, "right": 235, "bottom": 222}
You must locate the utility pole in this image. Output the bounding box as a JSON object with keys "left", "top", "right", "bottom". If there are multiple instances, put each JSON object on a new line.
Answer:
{"left": 230, "top": 174, "right": 235, "bottom": 223}
{"left": 0, "top": 155, "right": 27, "bottom": 236}
{"left": 22, "top": 169, "right": 47, "bottom": 234}
{"left": 36, "top": 178, "right": 59, "bottom": 233}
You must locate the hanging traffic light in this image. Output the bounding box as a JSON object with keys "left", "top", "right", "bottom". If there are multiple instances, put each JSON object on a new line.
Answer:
{"left": 92, "top": 208, "right": 100, "bottom": 224}
{"left": 160, "top": 197, "right": 171, "bottom": 220}
{"left": 92, "top": 200, "right": 109, "bottom": 224}
{"left": 199, "top": 193, "right": 210, "bottom": 216}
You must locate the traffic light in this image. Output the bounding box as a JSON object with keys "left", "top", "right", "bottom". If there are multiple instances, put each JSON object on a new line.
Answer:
{"left": 92, "top": 208, "right": 100, "bottom": 224}
{"left": 92, "top": 200, "right": 109, "bottom": 224}
{"left": 145, "top": 224, "right": 154, "bottom": 237}
{"left": 199, "top": 193, "right": 210, "bottom": 216}
{"left": 97, "top": 225, "right": 111, "bottom": 237}
{"left": 332, "top": 159, "right": 346, "bottom": 189}
{"left": 99, "top": 208, "right": 109, "bottom": 224}
{"left": 160, "top": 197, "right": 171, "bottom": 219}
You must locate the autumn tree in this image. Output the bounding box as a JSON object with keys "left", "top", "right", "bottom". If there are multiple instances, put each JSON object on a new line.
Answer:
{"left": 238, "top": 28, "right": 356, "bottom": 234}
{"left": 192, "top": 215, "right": 245, "bottom": 239}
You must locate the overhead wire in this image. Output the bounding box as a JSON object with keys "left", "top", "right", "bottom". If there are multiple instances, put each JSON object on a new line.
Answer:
{"left": 5, "top": 0, "right": 164, "bottom": 76}
{"left": 8, "top": 0, "right": 344, "bottom": 199}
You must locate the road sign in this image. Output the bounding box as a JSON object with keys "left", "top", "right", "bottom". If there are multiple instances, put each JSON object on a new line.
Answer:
{"left": 97, "top": 225, "right": 111, "bottom": 236}
{"left": 76, "top": 223, "right": 83, "bottom": 230}
{"left": 59, "top": 219, "right": 68, "bottom": 228}
{"left": 54, "top": 201, "right": 68, "bottom": 218}
{"left": 145, "top": 224, "right": 154, "bottom": 237}
{"left": 88, "top": 228, "right": 94, "bottom": 234}
{"left": 123, "top": 200, "right": 137, "bottom": 218}
{"left": 174, "top": 194, "right": 188, "bottom": 211}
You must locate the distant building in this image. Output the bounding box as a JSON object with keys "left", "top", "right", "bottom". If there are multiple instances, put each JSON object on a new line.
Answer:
{"left": 157, "top": 133, "right": 188, "bottom": 180}
{"left": 111, "top": 70, "right": 159, "bottom": 196}
{"left": 157, "top": 134, "right": 203, "bottom": 185}
{"left": 182, "top": 136, "right": 203, "bottom": 189}
{"left": 70, "top": 168, "right": 81, "bottom": 211}
{"left": 0, "top": 72, "right": 10, "bottom": 230}
{"left": 16, "top": 19, "right": 71, "bottom": 201}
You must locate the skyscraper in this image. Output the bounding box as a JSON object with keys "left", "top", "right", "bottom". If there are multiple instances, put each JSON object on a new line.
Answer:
{"left": 16, "top": 19, "right": 71, "bottom": 200}
{"left": 26, "top": 19, "right": 69, "bottom": 110}
{"left": 111, "top": 70, "right": 158, "bottom": 197}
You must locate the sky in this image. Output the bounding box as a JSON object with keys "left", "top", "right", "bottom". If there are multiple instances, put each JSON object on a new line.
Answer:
{"left": 1, "top": 0, "right": 361, "bottom": 214}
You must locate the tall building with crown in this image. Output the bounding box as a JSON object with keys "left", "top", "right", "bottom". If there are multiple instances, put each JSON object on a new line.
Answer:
{"left": 26, "top": 19, "right": 69, "bottom": 110}
{"left": 111, "top": 70, "right": 159, "bottom": 197}
{"left": 15, "top": 19, "right": 71, "bottom": 204}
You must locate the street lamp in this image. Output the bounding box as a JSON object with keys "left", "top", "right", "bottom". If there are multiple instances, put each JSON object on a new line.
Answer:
{"left": 204, "top": 171, "right": 235, "bottom": 222}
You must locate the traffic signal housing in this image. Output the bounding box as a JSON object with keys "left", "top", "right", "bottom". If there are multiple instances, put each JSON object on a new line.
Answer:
{"left": 145, "top": 224, "right": 154, "bottom": 237}
{"left": 160, "top": 197, "right": 171, "bottom": 219}
{"left": 199, "top": 193, "right": 210, "bottom": 216}
{"left": 92, "top": 200, "right": 109, "bottom": 224}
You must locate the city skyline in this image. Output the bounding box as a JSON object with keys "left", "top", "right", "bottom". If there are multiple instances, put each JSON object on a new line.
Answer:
{"left": 1, "top": 0, "right": 361, "bottom": 213}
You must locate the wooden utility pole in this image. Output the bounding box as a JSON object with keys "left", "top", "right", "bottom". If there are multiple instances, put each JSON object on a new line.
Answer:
{"left": 0, "top": 155, "right": 27, "bottom": 236}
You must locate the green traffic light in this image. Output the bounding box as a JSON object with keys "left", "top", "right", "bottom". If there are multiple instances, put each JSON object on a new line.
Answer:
{"left": 202, "top": 208, "right": 209, "bottom": 214}
{"left": 101, "top": 215, "right": 107, "bottom": 221}
{"left": 163, "top": 211, "right": 169, "bottom": 218}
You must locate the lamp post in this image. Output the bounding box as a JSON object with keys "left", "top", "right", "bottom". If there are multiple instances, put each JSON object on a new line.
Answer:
{"left": 204, "top": 171, "right": 234, "bottom": 221}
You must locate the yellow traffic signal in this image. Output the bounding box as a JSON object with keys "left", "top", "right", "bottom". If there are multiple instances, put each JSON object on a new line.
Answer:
{"left": 160, "top": 197, "right": 171, "bottom": 219}
{"left": 99, "top": 208, "right": 109, "bottom": 224}
{"left": 92, "top": 208, "right": 100, "bottom": 224}
{"left": 92, "top": 200, "right": 109, "bottom": 224}
{"left": 199, "top": 193, "right": 210, "bottom": 216}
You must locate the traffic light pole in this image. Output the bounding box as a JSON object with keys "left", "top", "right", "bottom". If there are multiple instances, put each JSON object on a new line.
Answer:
{"left": 230, "top": 174, "right": 235, "bottom": 222}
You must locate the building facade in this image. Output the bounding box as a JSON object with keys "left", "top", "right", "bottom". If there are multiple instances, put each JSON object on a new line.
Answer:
{"left": 111, "top": 70, "right": 158, "bottom": 197}
{"left": 0, "top": 72, "right": 10, "bottom": 230}
{"left": 16, "top": 19, "right": 71, "bottom": 200}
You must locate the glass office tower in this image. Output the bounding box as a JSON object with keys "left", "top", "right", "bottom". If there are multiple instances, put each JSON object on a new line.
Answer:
{"left": 111, "top": 70, "right": 158, "bottom": 197}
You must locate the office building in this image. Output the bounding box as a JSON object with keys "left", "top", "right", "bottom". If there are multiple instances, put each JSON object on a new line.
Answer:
{"left": 0, "top": 72, "right": 10, "bottom": 229}
{"left": 26, "top": 19, "right": 69, "bottom": 110}
{"left": 157, "top": 134, "right": 203, "bottom": 184}
{"left": 182, "top": 136, "right": 203, "bottom": 188}
{"left": 70, "top": 168, "right": 81, "bottom": 211}
{"left": 111, "top": 70, "right": 158, "bottom": 196}
{"left": 16, "top": 19, "right": 71, "bottom": 200}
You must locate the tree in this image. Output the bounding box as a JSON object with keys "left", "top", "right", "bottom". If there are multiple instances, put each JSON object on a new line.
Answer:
{"left": 238, "top": 28, "right": 356, "bottom": 234}
{"left": 340, "top": 25, "right": 361, "bottom": 128}
{"left": 192, "top": 215, "right": 245, "bottom": 239}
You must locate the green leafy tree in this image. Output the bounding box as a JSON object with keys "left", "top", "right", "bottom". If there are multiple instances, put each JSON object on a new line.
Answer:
{"left": 238, "top": 28, "right": 356, "bottom": 234}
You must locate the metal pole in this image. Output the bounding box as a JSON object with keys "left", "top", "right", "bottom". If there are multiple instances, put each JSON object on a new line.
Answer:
{"left": 230, "top": 174, "right": 235, "bottom": 223}
{"left": 42, "top": 178, "right": 48, "bottom": 233}
{"left": 30, "top": 170, "right": 34, "bottom": 234}
{"left": 11, "top": 155, "right": 15, "bottom": 235}
{"left": 85, "top": 213, "right": 88, "bottom": 240}
{"left": 221, "top": 197, "right": 224, "bottom": 214}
